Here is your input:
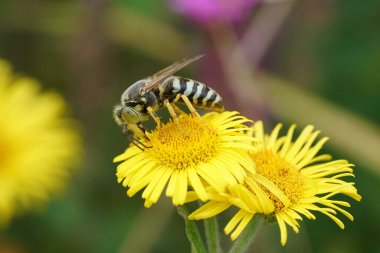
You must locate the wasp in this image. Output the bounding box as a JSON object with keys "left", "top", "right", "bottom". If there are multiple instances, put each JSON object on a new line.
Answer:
{"left": 113, "top": 55, "right": 224, "bottom": 150}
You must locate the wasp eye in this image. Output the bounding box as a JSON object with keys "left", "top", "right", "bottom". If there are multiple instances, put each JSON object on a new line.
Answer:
{"left": 120, "top": 107, "right": 140, "bottom": 124}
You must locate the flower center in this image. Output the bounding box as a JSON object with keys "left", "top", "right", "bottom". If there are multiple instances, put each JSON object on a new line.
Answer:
{"left": 146, "top": 115, "right": 220, "bottom": 170}
{"left": 250, "top": 149, "right": 304, "bottom": 212}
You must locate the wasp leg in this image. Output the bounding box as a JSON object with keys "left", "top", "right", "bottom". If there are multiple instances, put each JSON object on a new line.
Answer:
{"left": 164, "top": 100, "right": 179, "bottom": 123}
{"left": 172, "top": 104, "right": 186, "bottom": 115}
{"left": 128, "top": 135, "right": 144, "bottom": 151}
{"left": 128, "top": 135, "right": 152, "bottom": 150}
{"left": 180, "top": 95, "right": 201, "bottom": 118}
{"left": 128, "top": 123, "right": 149, "bottom": 140}
{"left": 122, "top": 123, "right": 151, "bottom": 150}
{"left": 164, "top": 99, "right": 190, "bottom": 138}
{"left": 172, "top": 94, "right": 187, "bottom": 115}
{"left": 179, "top": 95, "right": 213, "bottom": 133}
{"left": 123, "top": 131, "right": 151, "bottom": 151}
{"left": 133, "top": 135, "right": 151, "bottom": 149}
{"left": 147, "top": 106, "right": 161, "bottom": 127}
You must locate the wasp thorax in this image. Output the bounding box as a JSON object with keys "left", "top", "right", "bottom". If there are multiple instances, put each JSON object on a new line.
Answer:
{"left": 121, "top": 79, "right": 148, "bottom": 102}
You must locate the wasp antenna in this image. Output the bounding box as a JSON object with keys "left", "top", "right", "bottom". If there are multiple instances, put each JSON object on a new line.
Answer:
{"left": 127, "top": 135, "right": 152, "bottom": 151}
{"left": 133, "top": 136, "right": 152, "bottom": 149}
{"left": 127, "top": 135, "right": 145, "bottom": 151}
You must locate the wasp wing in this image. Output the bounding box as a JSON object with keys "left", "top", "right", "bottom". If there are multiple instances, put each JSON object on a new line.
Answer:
{"left": 145, "top": 54, "right": 204, "bottom": 92}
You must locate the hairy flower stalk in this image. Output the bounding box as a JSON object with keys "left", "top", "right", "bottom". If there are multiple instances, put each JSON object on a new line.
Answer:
{"left": 115, "top": 111, "right": 256, "bottom": 207}
{"left": 189, "top": 121, "right": 361, "bottom": 246}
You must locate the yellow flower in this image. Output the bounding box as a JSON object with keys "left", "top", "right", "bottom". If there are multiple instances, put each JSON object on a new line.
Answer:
{"left": 114, "top": 111, "right": 255, "bottom": 207}
{"left": 189, "top": 121, "right": 361, "bottom": 245}
{"left": 0, "top": 59, "right": 81, "bottom": 227}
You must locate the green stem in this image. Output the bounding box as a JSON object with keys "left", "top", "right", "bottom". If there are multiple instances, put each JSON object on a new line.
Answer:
{"left": 177, "top": 206, "right": 207, "bottom": 253}
{"left": 204, "top": 217, "right": 222, "bottom": 253}
{"left": 228, "top": 215, "right": 263, "bottom": 253}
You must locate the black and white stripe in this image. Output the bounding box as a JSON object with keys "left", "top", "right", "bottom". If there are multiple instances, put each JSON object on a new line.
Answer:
{"left": 160, "top": 77, "right": 223, "bottom": 110}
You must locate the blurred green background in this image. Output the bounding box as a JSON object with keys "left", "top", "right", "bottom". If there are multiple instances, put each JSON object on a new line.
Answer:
{"left": 0, "top": 0, "right": 379, "bottom": 252}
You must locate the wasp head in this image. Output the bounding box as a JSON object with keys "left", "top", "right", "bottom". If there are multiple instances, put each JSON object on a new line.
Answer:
{"left": 113, "top": 104, "right": 141, "bottom": 129}
{"left": 113, "top": 104, "right": 151, "bottom": 151}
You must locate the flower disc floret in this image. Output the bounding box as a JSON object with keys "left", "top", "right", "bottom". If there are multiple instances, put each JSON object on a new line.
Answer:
{"left": 250, "top": 149, "right": 304, "bottom": 212}
{"left": 189, "top": 121, "right": 361, "bottom": 246}
{"left": 115, "top": 111, "right": 256, "bottom": 207}
{"left": 146, "top": 116, "right": 220, "bottom": 170}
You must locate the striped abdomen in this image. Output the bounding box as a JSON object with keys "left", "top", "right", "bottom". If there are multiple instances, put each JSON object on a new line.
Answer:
{"left": 159, "top": 77, "right": 224, "bottom": 111}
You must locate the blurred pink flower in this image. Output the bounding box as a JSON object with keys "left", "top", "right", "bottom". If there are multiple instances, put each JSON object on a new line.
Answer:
{"left": 169, "top": 0, "right": 261, "bottom": 23}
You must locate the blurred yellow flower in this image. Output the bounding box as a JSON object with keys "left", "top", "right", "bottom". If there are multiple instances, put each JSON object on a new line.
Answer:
{"left": 114, "top": 111, "right": 255, "bottom": 207}
{"left": 0, "top": 59, "right": 81, "bottom": 227}
{"left": 189, "top": 121, "right": 361, "bottom": 245}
